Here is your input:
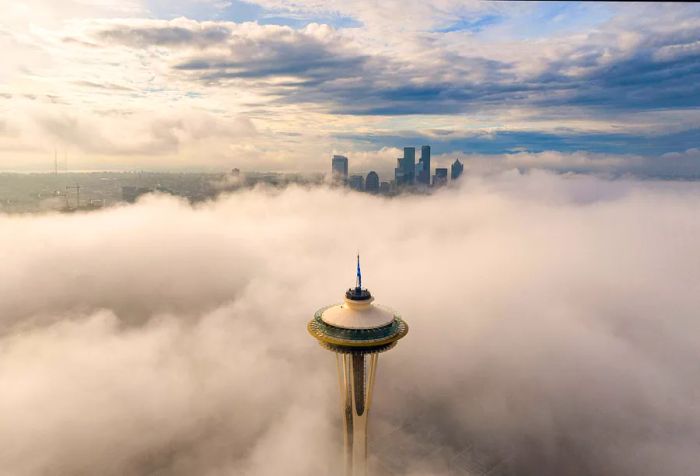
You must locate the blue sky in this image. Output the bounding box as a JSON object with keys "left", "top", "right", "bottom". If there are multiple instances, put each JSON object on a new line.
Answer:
{"left": 0, "top": 1, "right": 699, "bottom": 174}
{"left": 148, "top": 0, "right": 363, "bottom": 28}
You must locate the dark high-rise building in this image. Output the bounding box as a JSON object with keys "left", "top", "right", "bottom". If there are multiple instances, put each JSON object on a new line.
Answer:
{"left": 433, "top": 168, "right": 448, "bottom": 187}
{"left": 417, "top": 145, "right": 431, "bottom": 185}
{"left": 451, "top": 159, "right": 464, "bottom": 180}
{"left": 403, "top": 147, "right": 415, "bottom": 185}
{"left": 379, "top": 181, "right": 390, "bottom": 195}
{"left": 349, "top": 174, "right": 365, "bottom": 191}
{"left": 415, "top": 162, "right": 423, "bottom": 183}
{"left": 365, "top": 171, "right": 379, "bottom": 193}
{"left": 395, "top": 157, "right": 405, "bottom": 186}
{"left": 331, "top": 155, "right": 349, "bottom": 183}
{"left": 395, "top": 148, "right": 416, "bottom": 187}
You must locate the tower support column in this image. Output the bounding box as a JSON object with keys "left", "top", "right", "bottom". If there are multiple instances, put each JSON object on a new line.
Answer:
{"left": 336, "top": 352, "right": 379, "bottom": 476}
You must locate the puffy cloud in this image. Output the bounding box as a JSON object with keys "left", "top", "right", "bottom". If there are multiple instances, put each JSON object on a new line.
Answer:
{"left": 662, "top": 147, "right": 700, "bottom": 161}
{"left": 37, "top": 107, "right": 257, "bottom": 156}
{"left": 99, "top": 23, "right": 232, "bottom": 48}
{"left": 1, "top": 2, "right": 700, "bottom": 172}
{"left": 0, "top": 95, "right": 259, "bottom": 170}
{"left": 83, "top": 11, "right": 700, "bottom": 117}
{"left": 2, "top": 173, "right": 700, "bottom": 474}
{"left": 451, "top": 150, "right": 644, "bottom": 177}
{"left": 89, "top": 19, "right": 371, "bottom": 86}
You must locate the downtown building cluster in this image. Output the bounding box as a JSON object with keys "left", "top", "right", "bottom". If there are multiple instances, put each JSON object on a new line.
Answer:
{"left": 331, "top": 146, "right": 463, "bottom": 194}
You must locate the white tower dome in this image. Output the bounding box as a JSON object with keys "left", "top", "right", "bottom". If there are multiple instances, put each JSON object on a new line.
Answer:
{"left": 320, "top": 296, "right": 395, "bottom": 329}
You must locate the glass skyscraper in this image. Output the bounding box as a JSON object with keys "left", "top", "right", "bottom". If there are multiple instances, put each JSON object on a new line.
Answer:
{"left": 394, "top": 147, "right": 416, "bottom": 186}
{"left": 365, "top": 171, "right": 379, "bottom": 193}
{"left": 417, "top": 145, "right": 431, "bottom": 185}
{"left": 433, "top": 167, "right": 448, "bottom": 186}
{"left": 332, "top": 155, "right": 349, "bottom": 182}
{"left": 403, "top": 147, "right": 415, "bottom": 185}
{"left": 451, "top": 158, "right": 464, "bottom": 180}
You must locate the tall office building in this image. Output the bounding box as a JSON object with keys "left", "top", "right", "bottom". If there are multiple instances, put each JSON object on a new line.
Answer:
{"left": 332, "top": 155, "right": 349, "bottom": 183}
{"left": 403, "top": 147, "right": 416, "bottom": 185}
{"left": 349, "top": 174, "right": 365, "bottom": 191}
{"left": 394, "top": 158, "right": 404, "bottom": 186}
{"left": 394, "top": 148, "right": 416, "bottom": 187}
{"left": 415, "top": 161, "right": 424, "bottom": 184}
{"left": 365, "top": 171, "right": 379, "bottom": 193}
{"left": 308, "top": 258, "right": 408, "bottom": 476}
{"left": 451, "top": 158, "right": 464, "bottom": 180}
{"left": 433, "top": 167, "right": 448, "bottom": 187}
{"left": 417, "top": 145, "right": 431, "bottom": 185}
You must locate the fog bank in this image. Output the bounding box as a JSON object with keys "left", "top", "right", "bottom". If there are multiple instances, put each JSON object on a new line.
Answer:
{"left": 1, "top": 171, "right": 700, "bottom": 475}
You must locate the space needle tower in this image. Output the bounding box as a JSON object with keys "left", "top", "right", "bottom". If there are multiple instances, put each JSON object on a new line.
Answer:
{"left": 308, "top": 256, "right": 408, "bottom": 476}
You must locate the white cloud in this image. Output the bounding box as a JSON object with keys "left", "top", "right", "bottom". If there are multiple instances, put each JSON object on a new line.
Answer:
{"left": 0, "top": 2, "right": 699, "bottom": 172}
{"left": 662, "top": 147, "right": 700, "bottom": 160}
{"left": 1, "top": 174, "right": 700, "bottom": 474}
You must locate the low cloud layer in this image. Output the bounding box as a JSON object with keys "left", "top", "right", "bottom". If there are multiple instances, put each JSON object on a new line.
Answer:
{"left": 1, "top": 172, "right": 700, "bottom": 475}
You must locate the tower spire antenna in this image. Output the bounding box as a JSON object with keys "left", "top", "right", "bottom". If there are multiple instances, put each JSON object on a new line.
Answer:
{"left": 356, "top": 253, "right": 362, "bottom": 291}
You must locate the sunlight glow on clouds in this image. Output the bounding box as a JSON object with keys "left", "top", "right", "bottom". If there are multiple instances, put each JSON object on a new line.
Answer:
{"left": 0, "top": 1, "right": 698, "bottom": 173}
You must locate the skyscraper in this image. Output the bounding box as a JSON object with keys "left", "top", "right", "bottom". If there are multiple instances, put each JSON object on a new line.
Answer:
{"left": 403, "top": 147, "right": 416, "bottom": 185}
{"left": 394, "top": 157, "right": 406, "bottom": 186}
{"left": 308, "top": 258, "right": 408, "bottom": 476}
{"left": 415, "top": 161, "right": 424, "bottom": 184}
{"left": 417, "top": 145, "right": 431, "bottom": 185}
{"left": 394, "top": 148, "right": 416, "bottom": 187}
{"left": 365, "top": 171, "right": 379, "bottom": 193}
{"left": 433, "top": 167, "right": 448, "bottom": 187}
{"left": 349, "top": 174, "right": 365, "bottom": 191}
{"left": 332, "top": 155, "right": 349, "bottom": 183}
{"left": 451, "top": 158, "right": 464, "bottom": 180}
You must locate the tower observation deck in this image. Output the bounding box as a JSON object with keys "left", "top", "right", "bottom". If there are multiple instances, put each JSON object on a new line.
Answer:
{"left": 308, "top": 256, "right": 408, "bottom": 476}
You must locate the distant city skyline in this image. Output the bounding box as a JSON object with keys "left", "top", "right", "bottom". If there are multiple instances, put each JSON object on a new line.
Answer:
{"left": 0, "top": 146, "right": 466, "bottom": 212}
{"left": 337, "top": 144, "right": 465, "bottom": 194}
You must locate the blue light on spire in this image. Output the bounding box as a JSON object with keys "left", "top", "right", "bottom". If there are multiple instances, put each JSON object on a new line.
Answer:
{"left": 356, "top": 254, "right": 362, "bottom": 290}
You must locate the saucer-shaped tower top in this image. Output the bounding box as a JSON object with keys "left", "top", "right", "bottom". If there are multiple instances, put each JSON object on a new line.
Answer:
{"left": 308, "top": 256, "right": 408, "bottom": 353}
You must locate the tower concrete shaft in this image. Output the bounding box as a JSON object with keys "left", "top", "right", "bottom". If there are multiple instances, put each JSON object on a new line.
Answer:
{"left": 337, "top": 352, "right": 379, "bottom": 476}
